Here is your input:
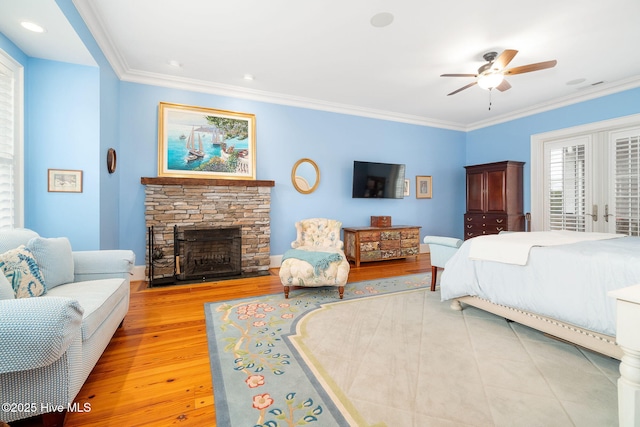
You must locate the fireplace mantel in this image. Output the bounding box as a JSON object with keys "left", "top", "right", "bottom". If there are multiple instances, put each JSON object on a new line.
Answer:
{"left": 141, "top": 177, "right": 275, "bottom": 187}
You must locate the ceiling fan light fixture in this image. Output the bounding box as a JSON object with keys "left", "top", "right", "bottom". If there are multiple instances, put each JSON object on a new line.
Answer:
{"left": 477, "top": 73, "right": 504, "bottom": 90}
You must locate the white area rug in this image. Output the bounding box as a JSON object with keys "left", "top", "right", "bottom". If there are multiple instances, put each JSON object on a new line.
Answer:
{"left": 290, "top": 289, "right": 619, "bottom": 426}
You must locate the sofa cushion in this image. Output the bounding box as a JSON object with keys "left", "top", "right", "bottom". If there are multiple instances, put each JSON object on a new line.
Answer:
{"left": 0, "top": 245, "right": 47, "bottom": 298}
{"left": 27, "top": 237, "right": 74, "bottom": 289}
{"left": 0, "top": 228, "right": 39, "bottom": 253}
{"left": 47, "top": 278, "right": 128, "bottom": 341}
{"left": 0, "top": 272, "right": 14, "bottom": 300}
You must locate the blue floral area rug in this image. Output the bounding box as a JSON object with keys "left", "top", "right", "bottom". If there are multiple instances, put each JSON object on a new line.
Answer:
{"left": 204, "top": 274, "right": 431, "bottom": 427}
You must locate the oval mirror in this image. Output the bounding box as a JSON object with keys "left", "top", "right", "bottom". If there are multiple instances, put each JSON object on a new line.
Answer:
{"left": 291, "top": 158, "right": 320, "bottom": 194}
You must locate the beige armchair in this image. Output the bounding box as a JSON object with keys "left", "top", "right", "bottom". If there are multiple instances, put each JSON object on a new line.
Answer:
{"left": 279, "top": 218, "right": 350, "bottom": 299}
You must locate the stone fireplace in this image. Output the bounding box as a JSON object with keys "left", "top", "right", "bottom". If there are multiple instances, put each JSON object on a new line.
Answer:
{"left": 141, "top": 177, "right": 275, "bottom": 285}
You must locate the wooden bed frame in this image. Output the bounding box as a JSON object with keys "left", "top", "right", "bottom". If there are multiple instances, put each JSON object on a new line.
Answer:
{"left": 451, "top": 295, "right": 622, "bottom": 360}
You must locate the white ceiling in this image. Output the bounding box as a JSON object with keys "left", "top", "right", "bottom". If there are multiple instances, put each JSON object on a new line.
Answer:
{"left": 2, "top": 0, "right": 640, "bottom": 130}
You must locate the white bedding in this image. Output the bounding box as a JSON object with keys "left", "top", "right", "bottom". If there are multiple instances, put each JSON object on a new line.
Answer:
{"left": 468, "top": 230, "right": 624, "bottom": 265}
{"left": 441, "top": 234, "right": 640, "bottom": 336}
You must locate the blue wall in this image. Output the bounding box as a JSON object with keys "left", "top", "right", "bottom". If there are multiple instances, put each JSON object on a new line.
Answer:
{"left": 466, "top": 88, "right": 640, "bottom": 213}
{"left": 25, "top": 59, "right": 100, "bottom": 249}
{"left": 55, "top": 0, "right": 122, "bottom": 251}
{"left": 118, "top": 83, "right": 467, "bottom": 261}
{"left": 0, "top": 33, "right": 27, "bottom": 65}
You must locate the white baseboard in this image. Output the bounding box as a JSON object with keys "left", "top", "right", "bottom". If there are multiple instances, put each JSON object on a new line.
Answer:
{"left": 132, "top": 265, "right": 146, "bottom": 281}
{"left": 270, "top": 255, "right": 283, "bottom": 268}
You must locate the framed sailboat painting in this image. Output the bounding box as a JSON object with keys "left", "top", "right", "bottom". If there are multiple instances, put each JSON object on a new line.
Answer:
{"left": 157, "top": 102, "right": 257, "bottom": 180}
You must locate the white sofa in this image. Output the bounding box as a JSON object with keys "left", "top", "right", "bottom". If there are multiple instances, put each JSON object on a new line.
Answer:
{"left": 0, "top": 228, "right": 135, "bottom": 425}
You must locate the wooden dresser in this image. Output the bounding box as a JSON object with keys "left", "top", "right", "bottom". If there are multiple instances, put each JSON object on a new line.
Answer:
{"left": 464, "top": 161, "right": 525, "bottom": 239}
{"left": 343, "top": 225, "right": 421, "bottom": 267}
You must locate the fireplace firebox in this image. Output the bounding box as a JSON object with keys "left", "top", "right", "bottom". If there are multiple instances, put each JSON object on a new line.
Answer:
{"left": 174, "top": 225, "right": 242, "bottom": 281}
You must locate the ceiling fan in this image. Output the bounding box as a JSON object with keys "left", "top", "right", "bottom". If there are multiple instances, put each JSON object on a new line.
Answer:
{"left": 441, "top": 49, "right": 557, "bottom": 96}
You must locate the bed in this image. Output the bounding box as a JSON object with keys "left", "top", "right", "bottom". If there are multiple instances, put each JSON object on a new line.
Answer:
{"left": 440, "top": 231, "right": 640, "bottom": 360}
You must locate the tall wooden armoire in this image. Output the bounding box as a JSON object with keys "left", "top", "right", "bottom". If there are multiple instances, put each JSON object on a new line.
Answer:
{"left": 464, "top": 161, "right": 525, "bottom": 239}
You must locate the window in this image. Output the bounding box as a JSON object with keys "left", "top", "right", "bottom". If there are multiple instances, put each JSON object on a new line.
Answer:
{"left": 610, "top": 130, "right": 640, "bottom": 235}
{"left": 532, "top": 114, "right": 640, "bottom": 235}
{"left": 545, "top": 137, "right": 589, "bottom": 231}
{"left": 0, "top": 50, "right": 23, "bottom": 229}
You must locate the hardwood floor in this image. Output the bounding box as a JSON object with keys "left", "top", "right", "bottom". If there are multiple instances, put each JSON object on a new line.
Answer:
{"left": 18, "top": 255, "right": 431, "bottom": 427}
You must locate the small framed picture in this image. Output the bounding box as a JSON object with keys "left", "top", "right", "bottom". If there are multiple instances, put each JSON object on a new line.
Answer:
{"left": 416, "top": 176, "right": 432, "bottom": 199}
{"left": 404, "top": 179, "right": 410, "bottom": 197}
{"left": 48, "top": 169, "right": 83, "bottom": 193}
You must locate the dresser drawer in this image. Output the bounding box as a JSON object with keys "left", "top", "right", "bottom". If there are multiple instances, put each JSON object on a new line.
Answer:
{"left": 464, "top": 214, "right": 508, "bottom": 239}
{"left": 359, "top": 231, "right": 381, "bottom": 242}
{"left": 380, "top": 239, "right": 400, "bottom": 250}
{"left": 380, "top": 231, "right": 401, "bottom": 240}
{"left": 360, "top": 241, "right": 380, "bottom": 252}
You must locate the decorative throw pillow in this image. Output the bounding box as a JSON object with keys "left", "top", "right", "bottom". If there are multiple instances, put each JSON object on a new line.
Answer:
{"left": 27, "top": 237, "right": 74, "bottom": 289}
{"left": 0, "top": 271, "right": 14, "bottom": 300}
{"left": 0, "top": 245, "right": 47, "bottom": 298}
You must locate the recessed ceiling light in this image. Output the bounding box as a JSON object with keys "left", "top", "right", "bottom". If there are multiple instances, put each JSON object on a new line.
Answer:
{"left": 370, "top": 12, "right": 394, "bottom": 28}
{"left": 566, "top": 78, "right": 586, "bottom": 86}
{"left": 167, "top": 60, "right": 182, "bottom": 68}
{"left": 20, "top": 21, "right": 45, "bottom": 33}
{"left": 243, "top": 74, "right": 254, "bottom": 81}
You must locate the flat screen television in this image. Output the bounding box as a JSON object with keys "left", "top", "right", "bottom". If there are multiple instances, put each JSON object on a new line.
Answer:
{"left": 352, "top": 160, "right": 406, "bottom": 199}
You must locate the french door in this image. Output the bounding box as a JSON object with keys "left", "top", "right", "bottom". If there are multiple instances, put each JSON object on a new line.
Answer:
{"left": 532, "top": 115, "right": 640, "bottom": 236}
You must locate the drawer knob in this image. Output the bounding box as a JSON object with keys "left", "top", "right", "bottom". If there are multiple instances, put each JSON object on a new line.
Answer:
{"left": 497, "top": 227, "right": 504, "bottom": 231}
{"left": 496, "top": 219, "right": 504, "bottom": 223}
{"left": 466, "top": 217, "right": 472, "bottom": 221}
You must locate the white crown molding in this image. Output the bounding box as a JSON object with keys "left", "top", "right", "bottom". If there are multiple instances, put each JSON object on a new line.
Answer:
{"left": 69, "top": 1, "right": 640, "bottom": 133}
{"left": 119, "top": 68, "right": 467, "bottom": 131}
{"left": 73, "top": 0, "right": 128, "bottom": 76}
{"left": 465, "top": 76, "right": 640, "bottom": 131}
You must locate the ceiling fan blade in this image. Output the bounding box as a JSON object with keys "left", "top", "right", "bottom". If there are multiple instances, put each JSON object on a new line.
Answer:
{"left": 496, "top": 79, "right": 511, "bottom": 92}
{"left": 440, "top": 73, "right": 478, "bottom": 78}
{"left": 493, "top": 49, "right": 518, "bottom": 70}
{"left": 504, "top": 60, "right": 557, "bottom": 75}
{"left": 447, "top": 81, "right": 477, "bottom": 96}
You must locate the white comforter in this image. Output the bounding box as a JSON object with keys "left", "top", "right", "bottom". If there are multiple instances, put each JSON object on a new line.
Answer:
{"left": 441, "top": 234, "right": 640, "bottom": 336}
{"left": 468, "top": 230, "right": 624, "bottom": 265}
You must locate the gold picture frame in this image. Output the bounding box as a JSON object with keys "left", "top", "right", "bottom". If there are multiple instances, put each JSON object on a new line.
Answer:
{"left": 48, "top": 169, "right": 83, "bottom": 193}
{"left": 158, "top": 102, "right": 256, "bottom": 180}
{"left": 416, "top": 176, "right": 432, "bottom": 199}
{"left": 404, "top": 178, "right": 410, "bottom": 197}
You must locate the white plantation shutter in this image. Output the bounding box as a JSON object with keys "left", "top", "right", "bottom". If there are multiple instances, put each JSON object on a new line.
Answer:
{"left": 0, "top": 52, "right": 21, "bottom": 230}
{"left": 612, "top": 130, "right": 640, "bottom": 235}
{"left": 544, "top": 137, "right": 590, "bottom": 231}
{"left": 532, "top": 115, "right": 640, "bottom": 232}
